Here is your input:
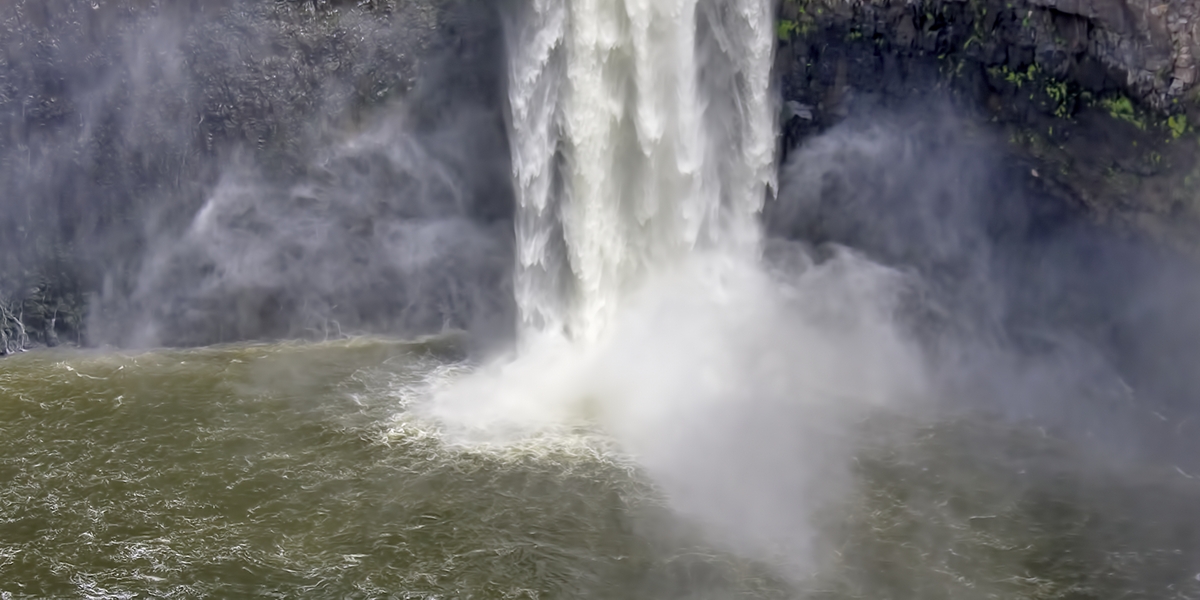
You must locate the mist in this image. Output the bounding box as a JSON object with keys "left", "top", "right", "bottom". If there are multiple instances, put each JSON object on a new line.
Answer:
{"left": 770, "top": 106, "right": 1200, "bottom": 470}
{"left": 1, "top": 0, "right": 517, "bottom": 349}
{"left": 419, "top": 98, "right": 1200, "bottom": 592}
{"left": 4, "top": 0, "right": 1200, "bottom": 595}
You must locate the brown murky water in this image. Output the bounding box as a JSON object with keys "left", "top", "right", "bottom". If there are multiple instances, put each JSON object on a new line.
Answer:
{"left": 1, "top": 336, "right": 1197, "bottom": 599}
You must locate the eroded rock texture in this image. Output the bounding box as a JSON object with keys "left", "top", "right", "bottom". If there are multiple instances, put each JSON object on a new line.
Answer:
{"left": 777, "top": 0, "right": 1200, "bottom": 251}
{"left": 0, "top": 0, "right": 512, "bottom": 348}
{"left": 4, "top": 0, "right": 1200, "bottom": 350}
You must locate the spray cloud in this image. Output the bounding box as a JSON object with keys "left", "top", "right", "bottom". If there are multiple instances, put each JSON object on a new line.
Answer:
{"left": 426, "top": 2, "right": 1200, "bottom": 589}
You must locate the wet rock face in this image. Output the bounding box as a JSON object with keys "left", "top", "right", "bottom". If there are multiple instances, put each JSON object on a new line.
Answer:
{"left": 777, "top": 0, "right": 1200, "bottom": 253}
{"left": 0, "top": 0, "right": 511, "bottom": 348}
{"left": 778, "top": 0, "right": 1195, "bottom": 109}
{"left": 3, "top": 0, "right": 1198, "bottom": 349}
{"left": 1043, "top": 0, "right": 1200, "bottom": 101}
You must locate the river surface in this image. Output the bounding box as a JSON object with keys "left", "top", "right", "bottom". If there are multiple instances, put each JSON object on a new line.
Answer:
{"left": 2, "top": 336, "right": 1199, "bottom": 599}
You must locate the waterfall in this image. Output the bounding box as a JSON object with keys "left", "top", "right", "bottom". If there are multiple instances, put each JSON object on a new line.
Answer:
{"left": 506, "top": 0, "right": 778, "bottom": 345}
{"left": 437, "top": 3, "right": 932, "bottom": 563}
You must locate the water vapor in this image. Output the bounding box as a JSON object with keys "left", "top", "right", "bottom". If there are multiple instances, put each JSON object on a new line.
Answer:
{"left": 771, "top": 106, "right": 1200, "bottom": 470}
{"left": 9, "top": 0, "right": 1200, "bottom": 593}
{"left": 1, "top": 0, "right": 516, "bottom": 349}
{"left": 94, "top": 106, "right": 515, "bottom": 348}
{"left": 427, "top": 96, "right": 1200, "bottom": 590}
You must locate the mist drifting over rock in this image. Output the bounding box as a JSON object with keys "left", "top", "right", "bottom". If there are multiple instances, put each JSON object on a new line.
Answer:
{"left": 1, "top": 0, "right": 1200, "bottom": 597}
{"left": 1, "top": 0, "right": 516, "bottom": 349}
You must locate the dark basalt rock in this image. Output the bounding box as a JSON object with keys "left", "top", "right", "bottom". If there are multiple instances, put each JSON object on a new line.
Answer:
{"left": 776, "top": 0, "right": 1200, "bottom": 253}
{"left": 5, "top": 0, "right": 1200, "bottom": 350}
{"left": 0, "top": 0, "right": 508, "bottom": 349}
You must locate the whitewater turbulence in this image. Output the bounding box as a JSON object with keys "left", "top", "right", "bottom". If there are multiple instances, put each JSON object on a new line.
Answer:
{"left": 507, "top": 0, "right": 777, "bottom": 343}
{"left": 422, "top": 0, "right": 929, "bottom": 573}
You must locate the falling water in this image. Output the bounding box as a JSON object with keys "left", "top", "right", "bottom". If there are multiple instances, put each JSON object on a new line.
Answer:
{"left": 482, "top": 0, "right": 929, "bottom": 567}
{"left": 6, "top": 2, "right": 1200, "bottom": 596}
{"left": 507, "top": 0, "right": 777, "bottom": 344}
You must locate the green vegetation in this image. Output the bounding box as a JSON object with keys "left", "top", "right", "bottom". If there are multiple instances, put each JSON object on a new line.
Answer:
{"left": 990, "top": 64, "right": 1039, "bottom": 88}
{"left": 778, "top": 0, "right": 816, "bottom": 41}
{"left": 1083, "top": 92, "right": 1192, "bottom": 143}
{"left": 1099, "top": 95, "right": 1147, "bottom": 130}
{"left": 1045, "top": 80, "right": 1072, "bottom": 118}
{"left": 777, "top": 19, "right": 801, "bottom": 41}
{"left": 988, "top": 64, "right": 1077, "bottom": 119}
{"left": 770, "top": 0, "right": 1200, "bottom": 254}
{"left": 1168, "top": 114, "right": 1190, "bottom": 139}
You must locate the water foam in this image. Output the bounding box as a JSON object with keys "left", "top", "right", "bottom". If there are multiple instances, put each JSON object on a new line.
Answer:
{"left": 423, "top": 0, "right": 932, "bottom": 574}
{"left": 507, "top": 0, "right": 777, "bottom": 344}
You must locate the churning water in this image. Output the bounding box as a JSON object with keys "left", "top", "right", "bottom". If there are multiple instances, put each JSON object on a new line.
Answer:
{"left": 506, "top": 0, "right": 774, "bottom": 343}
{"left": 4, "top": 0, "right": 1200, "bottom": 598}
{"left": 3, "top": 339, "right": 1200, "bottom": 598}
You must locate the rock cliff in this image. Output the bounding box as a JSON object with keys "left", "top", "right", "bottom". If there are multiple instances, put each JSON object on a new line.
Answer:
{"left": 777, "top": 0, "right": 1200, "bottom": 251}
{"left": 0, "top": 0, "right": 508, "bottom": 349}
{"left": 3, "top": 0, "right": 1199, "bottom": 351}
